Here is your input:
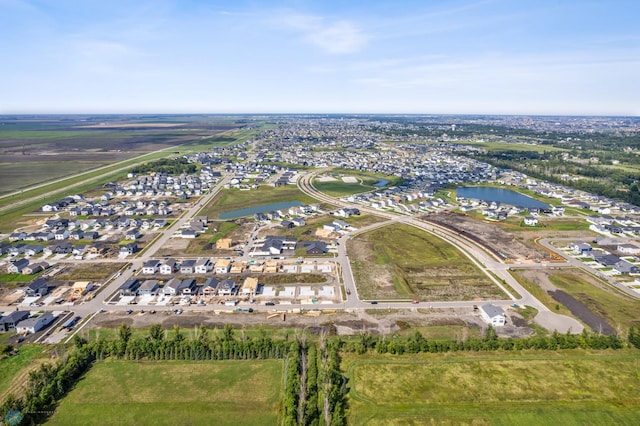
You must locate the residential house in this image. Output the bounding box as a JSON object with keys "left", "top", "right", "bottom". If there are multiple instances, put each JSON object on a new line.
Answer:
{"left": 180, "top": 278, "right": 197, "bottom": 295}
{"left": 201, "top": 278, "right": 219, "bottom": 296}
{"left": 54, "top": 229, "right": 69, "bottom": 240}
{"left": 479, "top": 304, "right": 506, "bottom": 327}
{"left": 214, "top": 259, "right": 231, "bottom": 274}
{"left": 618, "top": 243, "right": 640, "bottom": 255}
{"left": 179, "top": 259, "right": 197, "bottom": 274}
{"left": 240, "top": 277, "right": 259, "bottom": 296}
{"left": 24, "top": 279, "right": 48, "bottom": 297}
{"left": 22, "top": 262, "right": 48, "bottom": 275}
{"left": 301, "top": 241, "right": 328, "bottom": 255}
{"left": 7, "top": 258, "right": 29, "bottom": 274}
{"left": 120, "top": 243, "right": 138, "bottom": 256}
{"left": 25, "top": 245, "right": 44, "bottom": 257}
{"left": 569, "top": 242, "right": 592, "bottom": 256}
{"left": 137, "top": 280, "right": 160, "bottom": 296}
{"left": 142, "top": 260, "right": 161, "bottom": 274}
{"left": 523, "top": 216, "right": 538, "bottom": 226}
{"left": 118, "top": 279, "right": 139, "bottom": 296}
{"left": 0, "top": 311, "right": 30, "bottom": 333}
{"left": 159, "top": 259, "right": 177, "bottom": 275}
{"left": 16, "top": 313, "right": 55, "bottom": 334}
{"left": 194, "top": 258, "right": 212, "bottom": 273}
{"left": 125, "top": 228, "right": 141, "bottom": 240}
{"left": 163, "top": 278, "right": 187, "bottom": 296}
{"left": 217, "top": 279, "right": 238, "bottom": 296}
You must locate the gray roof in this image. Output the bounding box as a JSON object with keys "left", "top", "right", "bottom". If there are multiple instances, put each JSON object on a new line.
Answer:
{"left": 481, "top": 303, "right": 505, "bottom": 318}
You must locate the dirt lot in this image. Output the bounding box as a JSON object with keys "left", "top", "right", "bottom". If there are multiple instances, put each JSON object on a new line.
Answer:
{"left": 87, "top": 306, "right": 533, "bottom": 338}
{"left": 516, "top": 268, "right": 615, "bottom": 334}
{"left": 425, "top": 212, "right": 570, "bottom": 261}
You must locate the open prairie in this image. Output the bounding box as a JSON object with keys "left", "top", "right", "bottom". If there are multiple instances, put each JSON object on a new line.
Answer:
{"left": 47, "top": 360, "right": 283, "bottom": 426}
{"left": 348, "top": 224, "right": 502, "bottom": 301}
{"left": 344, "top": 350, "right": 640, "bottom": 425}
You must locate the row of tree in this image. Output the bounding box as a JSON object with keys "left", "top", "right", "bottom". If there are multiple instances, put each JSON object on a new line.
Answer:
{"left": 129, "top": 157, "right": 197, "bottom": 175}
{"left": 343, "top": 328, "right": 625, "bottom": 355}
{"left": 0, "top": 345, "right": 95, "bottom": 425}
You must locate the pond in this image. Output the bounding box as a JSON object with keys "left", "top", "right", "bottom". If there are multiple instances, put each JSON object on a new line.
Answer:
{"left": 372, "top": 178, "right": 389, "bottom": 187}
{"left": 218, "top": 201, "right": 303, "bottom": 219}
{"left": 456, "top": 186, "right": 549, "bottom": 209}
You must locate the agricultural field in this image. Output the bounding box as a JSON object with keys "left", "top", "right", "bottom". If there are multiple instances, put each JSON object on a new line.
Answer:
{"left": 348, "top": 224, "right": 503, "bottom": 301}
{"left": 343, "top": 350, "right": 640, "bottom": 425}
{"left": 47, "top": 360, "right": 283, "bottom": 426}
{"left": 202, "top": 186, "right": 320, "bottom": 219}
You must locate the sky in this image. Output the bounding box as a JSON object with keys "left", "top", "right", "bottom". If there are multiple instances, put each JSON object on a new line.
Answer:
{"left": 1, "top": 0, "right": 639, "bottom": 115}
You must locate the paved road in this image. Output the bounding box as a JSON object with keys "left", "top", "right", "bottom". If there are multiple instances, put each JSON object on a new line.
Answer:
{"left": 0, "top": 142, "right": 204, "bottom": 212}
{"left": 538, "top": 238, "right": 640, "bottom": 300}
{"left": 297, "top": 171, "right": 584, "bottom": 333}
{"left": 1, "top": 168, "right": 589, "bottom": 335}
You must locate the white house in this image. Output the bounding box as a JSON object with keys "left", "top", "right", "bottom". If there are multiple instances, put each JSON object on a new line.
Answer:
{"left": 195, "top": 258, "right": 212, "bottom": 273}
{"left": 16, "top": 313, "right": 55, "bottom": 334}
{"left": 523, "top": 216, "right": 538, "bottom": 226}
{"left": 214, "top": 259, "right": 231, "bottom": 274}
{"left": 142, "top": 260, "right": 161, "bottom": 274}
{"left": 479, "top": 304, "right": 506, "bottom": 327}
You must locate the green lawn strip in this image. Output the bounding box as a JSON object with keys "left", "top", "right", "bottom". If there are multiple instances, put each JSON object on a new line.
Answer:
{"left": 343, "top": 350, "right": 640, "bottom": 425}
{"left": 548, "top": 271, "right": 640, "bottom": 329}
{"left": 312, "top": 180, "right": 374, "bottom": 197}
{"left": 350, "top": 224, "right": 501, "bottom": 301}
{"left": 47, "top": 359, "right": 283, "bottom": 426}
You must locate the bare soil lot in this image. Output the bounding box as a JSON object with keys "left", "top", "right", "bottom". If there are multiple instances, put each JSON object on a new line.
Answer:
{"left": 87, "top": 306, "right": 533, "bottom": 338}
{"left": 425, "top": 211, "right": 560, "bottom": 261}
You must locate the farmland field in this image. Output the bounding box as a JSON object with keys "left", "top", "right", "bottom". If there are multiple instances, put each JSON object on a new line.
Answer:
{"left": 47, "top": 359, "right": 283, "bottom": 426}
{"left": 344, "top": 350, "right": 640, "bottom": 425}
{"left": 348, "top": 224, "right": 502, "bottom": 301}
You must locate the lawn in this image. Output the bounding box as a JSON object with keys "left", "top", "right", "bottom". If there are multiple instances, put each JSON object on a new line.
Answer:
{"left": 202, "top": 186, "right": 320, "bottom": 219}
{"left": 344, "top": 350, "right": 640, "bottom": 425}
{"left": 348, "top": 224, "right": 503, "bottom": 301}
{"left": 0, "top": 345, "right": 49, "bottom": 404}
{"left": 47, "top": 359, "right": 283, "bottom": 426}
{"left": 313, "top": 170, "right": 403, "bottom": 197}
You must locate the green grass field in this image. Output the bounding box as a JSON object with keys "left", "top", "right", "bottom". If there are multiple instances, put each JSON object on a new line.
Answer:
{"left": 203, "top": 186, "right": 320, "bottom": 219}
{"left": 549, "top": 271, "right": 640, "bottom": 329}
{"left": 313, "top": 170, "right": 403, "bottom": 197}
{"left": 344, "top": 350, "right": 640, "bottom": 425}
{"left": 47, "top": 359, "right": 283, "bottom": 426}
{"left": 0, "top": 345, "right": 48, "bottom": 404}
{"left": 349, "top": 224, "right": 502, "bottom": 301}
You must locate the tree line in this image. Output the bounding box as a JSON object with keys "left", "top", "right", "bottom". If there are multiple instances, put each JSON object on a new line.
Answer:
{"left": 1, "top": 324, "right": 636, "bottom": 425}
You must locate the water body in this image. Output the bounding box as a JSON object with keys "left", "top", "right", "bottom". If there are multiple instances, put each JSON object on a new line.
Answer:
{"left": 218, "top": 201, "right": 303, "bottom": 219}
{"left": 456, "top": 186, "right": 549, "bottom": 209}
{"left": 372, "top": 178, "right": 389, "bottom": 187}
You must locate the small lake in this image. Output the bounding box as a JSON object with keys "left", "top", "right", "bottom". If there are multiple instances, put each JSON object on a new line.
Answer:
{"left": 372, "top": 178, "right": 389, "bottom": 187}
{"left": 456, "top": 186, "right": 549, "bottom": 209}
{"left": 218, "top": 201, "right": 303, "bottom": 219}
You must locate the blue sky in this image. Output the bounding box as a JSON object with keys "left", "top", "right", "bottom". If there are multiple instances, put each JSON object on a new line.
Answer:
{"left": 1, "top": 0, "right": 639, "bottom": 115}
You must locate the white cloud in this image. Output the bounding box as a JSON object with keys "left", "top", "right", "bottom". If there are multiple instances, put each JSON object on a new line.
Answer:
{"left": 279, "top": 12, "right": 368, "bottom": 54}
